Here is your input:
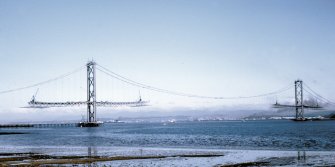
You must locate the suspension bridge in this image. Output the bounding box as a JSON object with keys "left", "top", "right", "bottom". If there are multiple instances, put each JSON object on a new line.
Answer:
{"left": 0, "top": 61, "right": 334, "bottom": 127}
{"left": 27, "top": 61, "right": 149, "bottom": 127}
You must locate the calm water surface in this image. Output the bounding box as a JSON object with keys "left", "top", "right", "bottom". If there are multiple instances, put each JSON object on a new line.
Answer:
{"left": 0, "top": 120, "right": 334, "bottom": 151}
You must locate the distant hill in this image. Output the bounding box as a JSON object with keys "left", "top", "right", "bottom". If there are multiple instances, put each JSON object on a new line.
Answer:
{"left": 323, "top": 112, "right": 335, "bottom": 119}
{"left": 245, "top": 109, "right": 335, "bottom": 120}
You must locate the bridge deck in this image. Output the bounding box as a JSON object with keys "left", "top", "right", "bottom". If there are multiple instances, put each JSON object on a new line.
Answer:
{"left": 27, "top": 100, "right": 148, "bottom": 108}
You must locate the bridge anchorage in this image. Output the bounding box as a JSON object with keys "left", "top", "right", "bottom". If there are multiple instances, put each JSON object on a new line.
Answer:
{"left": 273, "top": 80, "right": 323, "bottom": 121}
{"left": 28, "top": 61, "right": 149, "bottom": 127}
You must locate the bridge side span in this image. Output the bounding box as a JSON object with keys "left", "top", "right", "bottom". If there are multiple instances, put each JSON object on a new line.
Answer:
{"left": 28, "top": 100, "right": 148, "bottom": 108}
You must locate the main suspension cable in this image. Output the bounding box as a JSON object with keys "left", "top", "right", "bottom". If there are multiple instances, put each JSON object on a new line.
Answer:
{"left": 303, "top": 83, "right": 335, "bottom": 105}
{"left": 96, "top": 64, "right": 293, "bottom": 100}
{"left": 0, "top": 66, "right": 85, "bottom": 95}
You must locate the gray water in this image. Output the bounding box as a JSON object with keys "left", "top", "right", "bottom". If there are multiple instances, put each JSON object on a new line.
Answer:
{"left": 0, "top": 120, "right": 334, "bottom": 151}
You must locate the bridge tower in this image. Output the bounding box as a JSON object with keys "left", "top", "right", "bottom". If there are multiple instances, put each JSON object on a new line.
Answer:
{"left": 295, "top": 80, "right": 304, "bottom": 120}
{"left": 79, "top": 61, "right": 99, "bottom": 127}
{"left": 87, "top": 61, "right": 97, "bottom": 123}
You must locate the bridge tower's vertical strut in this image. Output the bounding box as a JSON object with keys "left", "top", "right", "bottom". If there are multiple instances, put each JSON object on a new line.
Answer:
{"left": 87, "top": 61, "right": 97, "bottom": 123}
{"left": 295, "top": 80, "right": 304, "bottom": 120}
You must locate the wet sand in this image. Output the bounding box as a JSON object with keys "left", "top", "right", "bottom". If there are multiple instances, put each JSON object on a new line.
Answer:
{"left": 0, "top": 147, "right": 334, "bottom": 166}
{"left": 0, "top": 152, "right": 223, "bottom": 166}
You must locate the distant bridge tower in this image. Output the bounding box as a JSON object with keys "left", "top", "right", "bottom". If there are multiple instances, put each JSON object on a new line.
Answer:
{"left": 295, "top": 80, "right": 304, "bottom": 120}
{"left": 86, "top": 61, "right": 97, "bottom": 124}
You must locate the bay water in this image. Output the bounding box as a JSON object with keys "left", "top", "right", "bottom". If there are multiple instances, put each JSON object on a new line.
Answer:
{"left": 0, "top": 120, "right": 334, "bottom": 151}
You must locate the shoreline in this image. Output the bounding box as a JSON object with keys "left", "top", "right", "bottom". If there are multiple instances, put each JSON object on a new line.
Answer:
{"left": 0, "top": 146, "right": 334, "bottom": 166}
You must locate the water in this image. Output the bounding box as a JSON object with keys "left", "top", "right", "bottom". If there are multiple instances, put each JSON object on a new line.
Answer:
{"left": 0, "top": 120, "right": 334, "bottom": 151}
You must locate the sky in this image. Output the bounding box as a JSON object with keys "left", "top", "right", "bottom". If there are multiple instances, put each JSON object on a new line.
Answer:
{"left": 0, "top": 0, "right": 334, "bottom": 121}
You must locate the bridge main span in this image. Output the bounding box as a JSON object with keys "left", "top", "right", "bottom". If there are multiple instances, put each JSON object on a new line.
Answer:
{"left": 25, "top": 61, "right": 327, "bottom": 124}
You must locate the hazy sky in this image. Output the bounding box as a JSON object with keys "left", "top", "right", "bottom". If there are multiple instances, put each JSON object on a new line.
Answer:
{"left": 0, "top": 0, "right": 334, "bottom": 121}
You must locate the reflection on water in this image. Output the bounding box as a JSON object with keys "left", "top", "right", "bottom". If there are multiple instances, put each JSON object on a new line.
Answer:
{"left": 297, "top": 151, "right": 306, "bottom": 164}
{"left": 88, "top": 147, "right": 97, "bottom": 157}
{"left": 87, "top": 147, "right": 98, "bottom": 167}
